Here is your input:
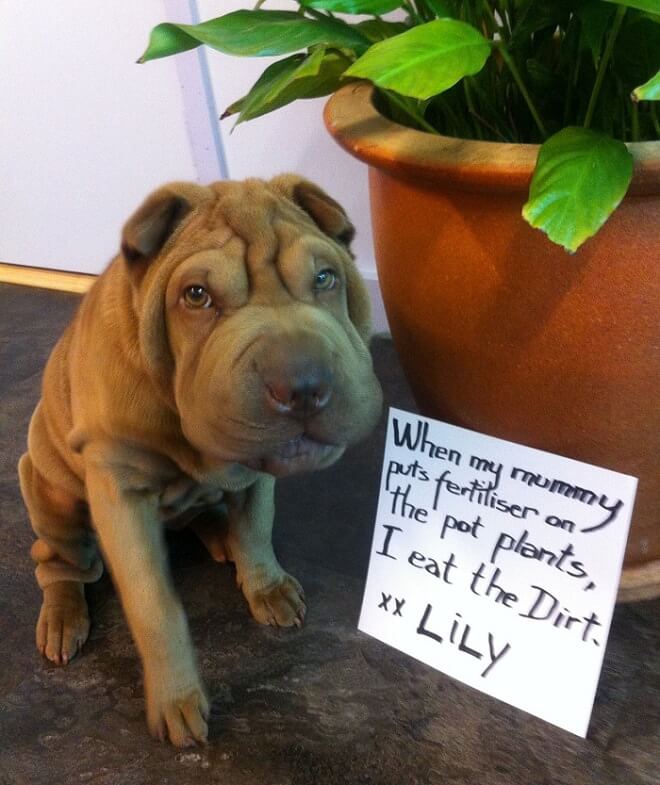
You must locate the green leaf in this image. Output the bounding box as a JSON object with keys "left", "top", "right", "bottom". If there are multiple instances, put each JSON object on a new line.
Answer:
{"left": 300, "top": 0, "right": 402, "bottom": 13}
{"left": 139, "top": 10, "right": 370, "bottom": 63}
{"left": 632, "top": 69, "right": 660, "bottom": 99}
{"left": 356, "top": 19, "right": 409, "bottom": 42}
{"left": 602, "top": 0, "right": 660, "bottom": 12}
{"left": 136, "top": 24, "right": 200, "bottom": 62}
{"left": 422, "top": 0, "right": 454, "bottom": 16}
{"left": 226, "top": 48, "right": 353, "bottom": 124}
{"left": 344, "top": 19, "right": 491, "bottom": 99}
{"left": 522, "top": 127, "right": 633, "bottom": 253}
{"left": 575, "top": 1, "right": 615, "bottom": 62}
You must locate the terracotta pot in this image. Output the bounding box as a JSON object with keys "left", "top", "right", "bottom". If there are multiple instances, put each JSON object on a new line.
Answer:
{"left": 325, "top": 82, "right": 660, "bottom": 601}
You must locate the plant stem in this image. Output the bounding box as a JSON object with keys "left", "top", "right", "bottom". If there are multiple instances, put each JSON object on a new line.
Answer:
{"left": 437, "top": 96, "right": 463, "bottom": 136}
{"left": 463, "top": 78, "right": 483, "bottom": 139}
{"left": 385, "top": 91, "right": 439, "bottom": 134}
{"left": 501, "top": 0, "right": 513, "bottom": 39}
{"left": 497, "top": 44, "right": 547, "bottom": 139}
{"left": 471, "top": 111, "right": 510, "bottom": 141}
{"left": 616, "top": 79, "right": 628, "bottom": 141}
{"left": 583, "top": 5, "right": 626, "bottom": 129}
{"left": 652, "top": 105, "right": 660, "bottom": 137}
{"left": 254, "top": 0, "right": 266, "bottom": 7}
{"left": 402, "top": 1, "right": 422, "bottom": 23}
{"left": 561, "top": 15, "right": 579, "bottom": 126}
{"left": 467, "top": 72, "right": 511, "bottom": 140}
{"left": 304, "top": 7, "right": 332, "bottom": 21}
{"left": 631, "top": 102, "right": 640, "bottom": 142}
{"left": 415, "top": 0, "right": 434, "bottom": 22}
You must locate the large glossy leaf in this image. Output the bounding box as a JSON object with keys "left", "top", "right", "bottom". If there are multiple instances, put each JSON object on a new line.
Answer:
{"left": 300, "top": 0, "right": 402, "bottom": 13}
{"left": 522, "top": 128, "right": 633, "bottom": 253}
{"left": 225, "top": 49, "right": 352, "bottom": 124}
{"left": 632, "top": 69, "right": 660, "bottom": 99}
{"left": 344, "top": 19, "right": 491, "bottom": 99}
{"left": 602, "top": 0, "right": 660, "bottom": 12}
{"left": 139, "top": 10, "right": 369, "bottom": 63}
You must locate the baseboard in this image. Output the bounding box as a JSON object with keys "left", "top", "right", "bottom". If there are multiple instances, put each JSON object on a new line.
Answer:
{"left": 0, "top": 263, "right": 95, "bottom": 294}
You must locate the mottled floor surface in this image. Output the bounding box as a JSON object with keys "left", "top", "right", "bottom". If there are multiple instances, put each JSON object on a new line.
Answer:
{"left": 0, "top": 283, "right": 658, "bottom": 785}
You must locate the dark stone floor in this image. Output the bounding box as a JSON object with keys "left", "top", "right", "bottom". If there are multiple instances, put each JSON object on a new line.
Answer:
{"left": 0, "top": 283, "right": 658, "bottom": 785}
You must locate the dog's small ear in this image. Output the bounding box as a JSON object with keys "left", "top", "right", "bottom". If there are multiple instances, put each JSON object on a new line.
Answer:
{"left": 121, "top": 183, "right": 208, "bottom": 272}
{"left": 271, "top": 174, "right": 372, "bottom": 342}
{"left": 270, "top": 175, "right": 355, "bottom": 248}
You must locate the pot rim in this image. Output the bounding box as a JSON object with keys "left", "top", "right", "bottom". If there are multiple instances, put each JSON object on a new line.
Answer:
{"left": 324, "top": 82, "right": 660, "bottom": 195}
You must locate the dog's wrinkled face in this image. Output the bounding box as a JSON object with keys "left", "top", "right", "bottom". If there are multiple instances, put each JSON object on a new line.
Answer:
{"left": 122, "top": 177, "right": 383, "bottom": 477}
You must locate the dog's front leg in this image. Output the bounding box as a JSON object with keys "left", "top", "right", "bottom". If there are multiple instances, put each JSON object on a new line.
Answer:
{"left": 226, "top": 474, "right": 306, "bottom": 628}
{"left": 85, "top": 450, "right": 208, "bottom": 747}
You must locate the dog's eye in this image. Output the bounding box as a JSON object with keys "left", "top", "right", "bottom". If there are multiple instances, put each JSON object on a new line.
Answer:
{"left": 183, "top": 285, "right": 212, "bottom": 309}
{"left": 314, "top": 269, "right": 337, "bottom": 292}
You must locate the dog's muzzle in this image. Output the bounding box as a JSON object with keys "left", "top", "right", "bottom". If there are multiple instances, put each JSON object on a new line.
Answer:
{"left": 256, "top": 332, "right": 334, "bottom": 421}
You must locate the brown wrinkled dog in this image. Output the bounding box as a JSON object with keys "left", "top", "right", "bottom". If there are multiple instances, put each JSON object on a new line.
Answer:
{"left": 19, "top": 176, "right": 383, "bottom": 746}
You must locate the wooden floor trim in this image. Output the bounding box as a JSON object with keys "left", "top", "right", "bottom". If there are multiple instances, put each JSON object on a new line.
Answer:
{"left": 0, "top": 263, "right": 96, "bottom": 294}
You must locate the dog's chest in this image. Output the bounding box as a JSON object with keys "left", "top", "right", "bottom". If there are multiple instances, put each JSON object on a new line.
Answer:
{"left": 158, "top": 476, "right": 225, "bottom": 528}
{"left": 157, "top": 463, "right": 256, "bottom": 527}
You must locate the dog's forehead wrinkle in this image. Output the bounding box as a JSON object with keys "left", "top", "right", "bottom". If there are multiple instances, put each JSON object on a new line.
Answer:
{"left": 206, "top": 221, "right": 234, "bottom": 249}
{"left": 214, "top": 181, "right": 277, "bottom": 235}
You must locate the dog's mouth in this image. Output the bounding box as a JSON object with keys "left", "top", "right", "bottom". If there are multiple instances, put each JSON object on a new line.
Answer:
{"left": 243, "top": 434, "right": 342, "bottom": 477}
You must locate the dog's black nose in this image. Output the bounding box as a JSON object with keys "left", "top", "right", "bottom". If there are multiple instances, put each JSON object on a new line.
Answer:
{"left": 265, "top": 361, "right": 333, "bottom": 417}
{"left": 258, "top": 336, "right": 333, "bottom": 418}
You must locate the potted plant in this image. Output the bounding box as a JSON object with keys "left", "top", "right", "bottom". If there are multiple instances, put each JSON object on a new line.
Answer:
{"left": 139, "top": 1, "right": 659, "bottom": 599}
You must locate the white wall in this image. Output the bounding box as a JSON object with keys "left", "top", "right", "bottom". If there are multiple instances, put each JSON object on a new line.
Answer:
{"left": 0, "top": 1, "right": 198, "bottom": 273}
{"left": 0, "top": 0, "right": 387, "bottom": 330}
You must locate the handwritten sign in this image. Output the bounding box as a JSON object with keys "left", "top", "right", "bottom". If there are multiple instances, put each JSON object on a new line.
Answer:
{"left": 359, "top": 408, "right": 637, "bottom": 736}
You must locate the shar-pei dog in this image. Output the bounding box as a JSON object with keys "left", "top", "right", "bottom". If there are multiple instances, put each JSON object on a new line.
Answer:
{"left": 18, "top": 176, "right": 383, "bottom": 746}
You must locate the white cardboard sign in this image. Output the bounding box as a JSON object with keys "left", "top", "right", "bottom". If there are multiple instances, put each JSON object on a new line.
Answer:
{"left": 359, "top": 408, "right": 638, "bottom": 736}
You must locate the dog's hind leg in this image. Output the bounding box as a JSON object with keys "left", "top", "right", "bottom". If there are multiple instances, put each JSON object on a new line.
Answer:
{"left": 19, "top": 453, "right": 102, "bottom": 665}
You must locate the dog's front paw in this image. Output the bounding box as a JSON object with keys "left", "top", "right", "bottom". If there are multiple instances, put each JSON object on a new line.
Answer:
{"left": 245, "top": 573, "right": 306, "bottom": 628}
{"left": 145, "top": 675, "right": 210, "bottom": 747}
{"left": 36, "top": 581, "right": 90, "bottom": 665}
